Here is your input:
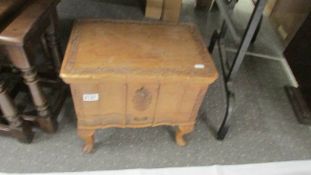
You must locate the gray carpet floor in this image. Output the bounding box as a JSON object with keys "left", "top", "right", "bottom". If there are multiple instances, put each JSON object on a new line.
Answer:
{"left": 0, "top": 0, "right": 310, "bottom": 173}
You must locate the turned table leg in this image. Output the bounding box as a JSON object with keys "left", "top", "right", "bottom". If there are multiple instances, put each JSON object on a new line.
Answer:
{"left": 6, "top": 46, "right": 57, "bottom": 133}
{"left": 78, "top": 129, "right": 95, "bottom": 153}
{"left": 21, "top": 68, "right": 57, "bottom": 133}
{"left": 0, "top": 81, "right": 34, "bottom": 143}
{"left": 175, "top": 124, "right": 194, "bottom": 146}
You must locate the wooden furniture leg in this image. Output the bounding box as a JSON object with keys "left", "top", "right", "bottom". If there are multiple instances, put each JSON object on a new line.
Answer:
{"left": 21, "top": 67, "right": 57, "bottom": 133}
{"left": 0, "top": 0, "right": 64, "bottom": 135}
{"left": 0, "top": 81, "right": 33, "bottom": 143}
{"left": 175, "top": 124, "right": 194, "bottom": 146}
{"left": 6, "top": 46, "right": 57, "bottom": 133}
{"left": 45, "top": 8, "right": 62, "bottom": 72}
{"left": 78, "top": 129, "right": 95, "bottom": 153}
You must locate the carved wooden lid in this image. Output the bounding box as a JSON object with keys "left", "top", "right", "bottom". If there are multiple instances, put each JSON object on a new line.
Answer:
{"left": 61, "top": 20, "right": 218, "bottom": 84}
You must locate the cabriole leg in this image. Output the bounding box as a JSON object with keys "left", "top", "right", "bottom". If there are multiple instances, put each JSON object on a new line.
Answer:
{"left": 78, "top": 128, "right": 95, "bottom": 153}
{"left": 175, "top": 124, "right": 194, "bottom": 146}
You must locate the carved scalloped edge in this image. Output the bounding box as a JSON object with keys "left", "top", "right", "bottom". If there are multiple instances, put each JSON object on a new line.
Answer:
{"left": 63, "top": 19, "right": 216, "bottom": 78}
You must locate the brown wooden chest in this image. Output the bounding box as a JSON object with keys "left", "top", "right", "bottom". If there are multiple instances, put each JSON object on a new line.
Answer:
{"left": 60, "top": 20, "right": 218, "bottom": 153}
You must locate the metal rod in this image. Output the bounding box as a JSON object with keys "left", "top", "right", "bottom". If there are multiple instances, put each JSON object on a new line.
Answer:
{"left": 227, "top": 0, "right": 267, "bottom": 81}
{"left": 215, "top": 0, "right": 240, "bottom": 42}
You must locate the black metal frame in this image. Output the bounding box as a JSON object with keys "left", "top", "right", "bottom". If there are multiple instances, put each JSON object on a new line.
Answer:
{"left": 208, "top": 0, "right": 266, "bottom": 140}
{"left": 285, "top": 86, "right": 311, "bottom": 125}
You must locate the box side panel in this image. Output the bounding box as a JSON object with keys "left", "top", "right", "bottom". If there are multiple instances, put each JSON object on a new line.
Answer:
{"left": 155, "top": 82, "right": 207, "bottom": 124}
{"left": 154, "top": 82, "right": 186, "bottom": 123}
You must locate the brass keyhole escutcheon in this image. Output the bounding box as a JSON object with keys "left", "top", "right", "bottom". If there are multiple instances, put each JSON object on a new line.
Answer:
{"left": 132, "top": 86, "right": 152, "bottom": 111}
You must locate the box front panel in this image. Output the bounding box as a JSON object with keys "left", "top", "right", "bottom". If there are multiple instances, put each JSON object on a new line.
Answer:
{"left": 71, "top": 83, "right": 126, "bottom": 127}
{"left": 126, "top": 83, "right": 159, "bottom": 125}
{"left": 70, "top": 80, "right": 206, "bottom": 128}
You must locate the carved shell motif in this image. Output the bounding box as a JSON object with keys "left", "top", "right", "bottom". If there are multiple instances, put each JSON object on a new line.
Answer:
{"left": 132, "top": 87, "right": 152, "bottom": 111}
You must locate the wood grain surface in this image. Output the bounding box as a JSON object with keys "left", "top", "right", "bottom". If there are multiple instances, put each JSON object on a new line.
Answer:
{"left": 61, "top": 20, "right": 218, "bottom": 153}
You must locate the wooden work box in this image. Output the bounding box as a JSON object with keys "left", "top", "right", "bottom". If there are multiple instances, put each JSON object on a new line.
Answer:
{"left": 60, "top": 20, "right": 218, "bottom": 153}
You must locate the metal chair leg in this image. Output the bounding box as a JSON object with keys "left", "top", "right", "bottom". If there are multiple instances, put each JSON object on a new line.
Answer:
{"left": 209, "top": 31, "right": 219, "bottom": 53}
{"left": 251, "top": 15, "right": 263, "bottom": 44}
{"left": 217, "top": 86, "right": 235, "bottom": 140}
{"left": 210, "top": 0, "right": 266, "bottom": 140}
